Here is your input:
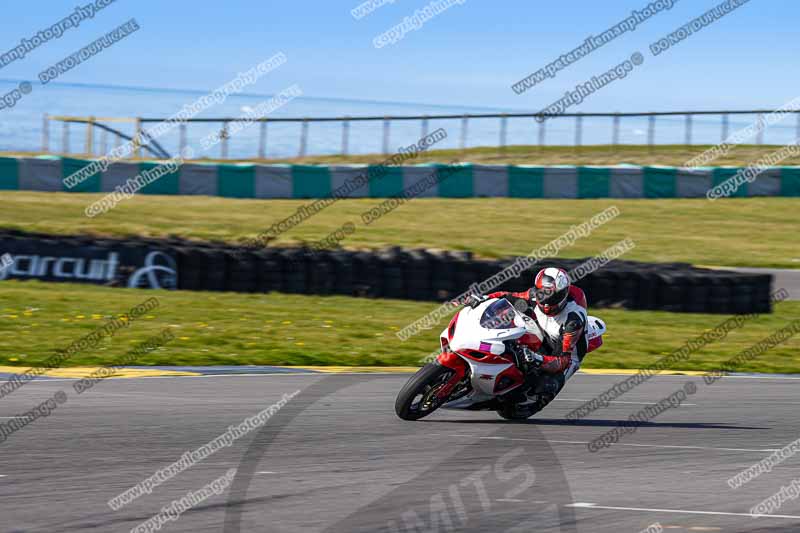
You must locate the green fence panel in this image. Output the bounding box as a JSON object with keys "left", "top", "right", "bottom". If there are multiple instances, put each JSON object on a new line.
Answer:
{"left": 291, "top": 166, "right": 331, "bottom": 198}
{"left": 578, "top": 167, "right": 610, "bottom": 198}
{"left": 369, "top": 166, "right": 404, "bottom": 197}
{"left": 437, "top": 164, "right": 473, "bottom": 197}
{"left": 712, "top": 168, "right": 748, "bottom": 198}
{"left": 508, "top": 166, "right": 544, "bottom": 198}
{"left": 780, "top": 167, "right": 800, "bottom": 197}
{"left": 0, "top": 158, "right": 18, "bottom": 190}
{"left": 137, "top": 161, "right": 180, "bottom": 195}
{"left": 62, "top": 158, "right": 101, "bottom": 193}
{"left": 218, "top": 164, "right": 256, "bottom": 198}
{"left": 643, "top": 166, "right": 677, "bottom": 198}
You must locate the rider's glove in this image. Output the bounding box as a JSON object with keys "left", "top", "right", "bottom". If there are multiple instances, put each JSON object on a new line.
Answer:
{"left": 522, "top": 347, "right": 544, "bottom": 366}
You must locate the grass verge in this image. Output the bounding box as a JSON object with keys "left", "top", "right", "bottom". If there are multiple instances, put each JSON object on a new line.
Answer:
{"left": 6, "top": 144, "right": 800, "bottom": 166}
{"left": 1, "top": 193, "right": 798, "bottom": 268}
{"left": 0, "top": 280, "right": 798, "bottom": 373}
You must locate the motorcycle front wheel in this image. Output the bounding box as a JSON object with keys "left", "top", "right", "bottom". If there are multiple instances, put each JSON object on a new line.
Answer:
{"left": 395, "top": 363, "right": 455, "bottom": 421}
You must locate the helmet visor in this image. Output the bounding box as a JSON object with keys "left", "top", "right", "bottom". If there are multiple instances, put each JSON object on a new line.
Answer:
{"left": 535, "top": 285, "right": 568, "bottom": 308}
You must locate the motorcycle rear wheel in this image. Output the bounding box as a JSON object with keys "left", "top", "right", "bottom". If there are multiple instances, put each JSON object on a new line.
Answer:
{"left": 395, "top": 363, "right": 455, "bottom": 421}
{"left": 497, "top": 386, "right": 544, "bottom": 421}
{"left": 497, "top": 403, "right": 540, "bottom": 420}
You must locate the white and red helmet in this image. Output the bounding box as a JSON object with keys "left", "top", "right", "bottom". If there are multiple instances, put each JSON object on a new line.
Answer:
{"left": 533, "top": 267, "right": 571, "bottom": 316}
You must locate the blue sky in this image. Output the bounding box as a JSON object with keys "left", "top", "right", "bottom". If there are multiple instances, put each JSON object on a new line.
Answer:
{"left": 0, "top": 0, "right": 796, "bottom": 112}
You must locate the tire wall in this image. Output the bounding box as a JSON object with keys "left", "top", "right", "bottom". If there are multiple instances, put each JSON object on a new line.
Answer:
{"left": 0, "top": 231, "right": 773, "bottom": 314}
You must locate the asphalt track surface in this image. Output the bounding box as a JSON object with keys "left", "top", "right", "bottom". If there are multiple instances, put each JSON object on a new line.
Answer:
{"left": 2, "top": 372, "right": 800, "bottom": 533}
{"left": 728, "top": 268, "right": 800, "bottom": 301}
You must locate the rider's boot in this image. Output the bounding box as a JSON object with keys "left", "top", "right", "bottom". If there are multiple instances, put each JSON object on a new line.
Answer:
{"left": 535, "top": 374, "right": 564, "bottom": 408}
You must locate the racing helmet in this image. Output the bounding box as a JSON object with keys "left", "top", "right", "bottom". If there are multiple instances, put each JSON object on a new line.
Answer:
{"left": 533, "top": 267, "right": 571, "bottom": 316}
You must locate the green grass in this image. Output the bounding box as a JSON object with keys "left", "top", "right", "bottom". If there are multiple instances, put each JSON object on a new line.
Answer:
{"left": 9, "top": 144, "right": 800, "bottom": 166}
{"left": 1, "top": 192, "right": 799, "bottom": 267}
{"left": 1, "top": 280, "right": 799, "bottom": 373}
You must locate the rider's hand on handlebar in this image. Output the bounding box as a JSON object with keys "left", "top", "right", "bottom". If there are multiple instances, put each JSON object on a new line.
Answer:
{"left": 522, "top": 347, "right": 544, "bottom": 366}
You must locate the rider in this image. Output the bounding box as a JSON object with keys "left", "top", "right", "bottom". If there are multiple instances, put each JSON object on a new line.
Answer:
{"left": 479, "top": 267, "right": 588, "bottom": 409}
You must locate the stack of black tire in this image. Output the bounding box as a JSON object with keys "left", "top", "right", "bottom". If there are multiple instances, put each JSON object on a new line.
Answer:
{"left": 0, "top": 230, "right": 773, "bottom": 314}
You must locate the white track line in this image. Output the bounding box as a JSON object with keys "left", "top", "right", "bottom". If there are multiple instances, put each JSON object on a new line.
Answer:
{"left": 69, "top": 390, "right": 230, "bottom": 402}
{"left": 566, "top": 502, "right": 800, "bottom": 520}
{"left": 595, "top": 442, "right": 779, "bottom": 453}
{"left": 0, "top": 372, "right": 392, "bottom": 383}
{"left": 447, "top": 434, "right": 778, "bottom": 453}
{"left": 555, "top": 398, "right": 697, "bottom": 406}
{"left": 0, "top": 373, "right": 318, "bottom": 383}
{"left": 576, "top": 374, "right": 800, "bottom": 380}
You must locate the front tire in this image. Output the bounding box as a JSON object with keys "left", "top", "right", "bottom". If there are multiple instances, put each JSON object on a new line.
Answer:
{"left": 395, "top": 363, "right": 455, "bottom": 420}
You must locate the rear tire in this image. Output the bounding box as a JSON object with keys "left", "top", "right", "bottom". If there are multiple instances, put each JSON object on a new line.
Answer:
{"left": 497, "top": 386, "right": 544, "bottom": 421}
{"left": 395, "top": 363, "right": 455, "bottom": 421}
{"left": 497, "top": 402, "right": 540, "bottom": 421}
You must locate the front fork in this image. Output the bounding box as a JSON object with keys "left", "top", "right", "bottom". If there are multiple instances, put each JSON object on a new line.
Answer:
{"left": 434, "top": 351, "right": 468, "bottom": 400}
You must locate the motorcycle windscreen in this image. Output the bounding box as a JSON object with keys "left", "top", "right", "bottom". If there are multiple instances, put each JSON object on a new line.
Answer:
{"left": 479, "top": 299, "right": 518, "bottom": 330}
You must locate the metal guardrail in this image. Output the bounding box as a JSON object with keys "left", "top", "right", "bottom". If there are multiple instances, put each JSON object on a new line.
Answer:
{"left": 43, "top": 109, "right": 800, "bottom": 160}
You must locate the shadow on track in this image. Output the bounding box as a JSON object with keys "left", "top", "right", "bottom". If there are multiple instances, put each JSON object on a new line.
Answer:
{"left": 422, "top": 418, "right": 768, "bottom": 430}
{"left": 224, "top": 375, "right": 579, "bottom": 533}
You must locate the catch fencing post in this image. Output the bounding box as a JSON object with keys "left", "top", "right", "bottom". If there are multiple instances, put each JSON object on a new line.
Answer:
{"left": 612, "top": 113, "right": 620, "bottom": 152}
{"left": 341, "top": 117, "right": 350, "bottom": 155}
{"left": 685, "top": 114, "right": 693, "bottom": 146}
{"left": 421, "top": 115, "right": 429, "bottom": 140}
{"left": 42, "top": 114, "right": 49, "bottom": 153}
{"left": 86, "top": 116, "right": 95, "bottom": 156}
{"left": 382, "top": 117, "right": 390, "bottom": 155}
{"left": 100, "top": 128, "right": 108, "bottom": 155}
{"left": 537, "top": 117, "right": 546, "bottom": 150}
{"left": 62, "top": 121, "right": 70, "bottom": 154}
{"left": 756, "top": 113, "right": 765, "bottom": 145}
{"left": 221, "top": 121, "right": 230, "bottom": 159}
{"left": 460, "top": 114, "right": 468, "bottom": 151}
{"left": 721, "top": 113, "right": 729, "bottom": 143}
{"left": 179, "top": 123, "right": 187, "bottom": 157}
{"left": 299, "top": 119, "right": 309, "bottom": 157}
{"left": 499, "top": 114, "right": 508, "bottom": 153}
{"left": 648, "top": 115, "right": 655, "bottom": 153}
{"left": 259, "top": 121, "right": 267, "bottom": 159}
{"left": 574, "top": 114, "right": 583, "bottom": 151}
{"left": 134, "top": 118, "right": 143, "bottom": 158}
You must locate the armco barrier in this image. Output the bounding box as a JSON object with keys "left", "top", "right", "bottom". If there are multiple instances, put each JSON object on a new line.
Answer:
{"left": 2, "top": 156, "right": 800, "bottom": 198}
{"left": 0, "top": 230, "right": 773, "bottom": 314}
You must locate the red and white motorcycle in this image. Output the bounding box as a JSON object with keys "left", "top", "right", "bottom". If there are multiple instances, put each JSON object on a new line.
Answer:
{"left": 395, "top": 296, "right": 606, "bottom": 420}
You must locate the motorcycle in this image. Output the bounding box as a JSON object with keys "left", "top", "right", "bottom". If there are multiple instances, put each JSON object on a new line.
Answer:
{"left": 395, "top": 296, "right": 606, "bottom": 421}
